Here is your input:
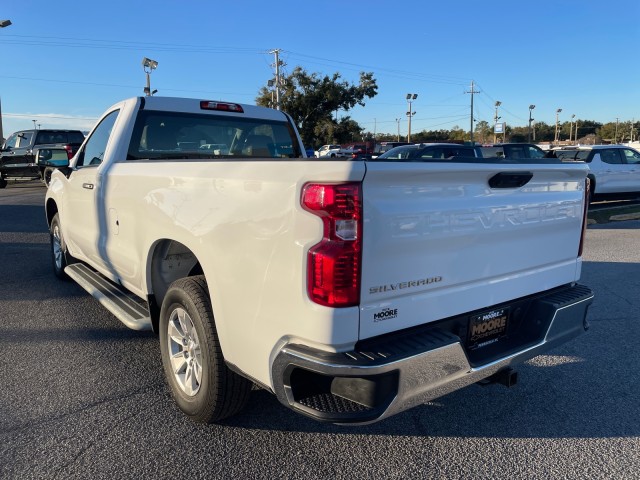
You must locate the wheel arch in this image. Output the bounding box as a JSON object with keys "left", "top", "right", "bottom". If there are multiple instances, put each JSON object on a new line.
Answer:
{"left": 45, "top": 198, "right": 59, "bottom": 227}
{"left": 146, "top": 238, "right": 206, "bottom": 332}
{"left": 587, "top": 173, "right": 596, "bottom": 193}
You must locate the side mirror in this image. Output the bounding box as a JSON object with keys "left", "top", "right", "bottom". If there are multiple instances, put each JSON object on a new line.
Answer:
{"left": 36, "top": 149, "right": 53, "bottom": 163}
{"left": 36, "top": 148, "right": 70, "bottom": 167}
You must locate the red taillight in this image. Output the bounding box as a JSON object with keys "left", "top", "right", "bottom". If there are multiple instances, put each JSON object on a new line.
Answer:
{"left": 302, "top": 182, "right": 362, "bottom": 307}
{"left": 578, "top": 177, "right": 590, "bottom": 257}
{"left": 200, "top": 101, "right": 244, "bottom": 113}
{"left": 64, "top": 144, "right": 73, "bottom": 160}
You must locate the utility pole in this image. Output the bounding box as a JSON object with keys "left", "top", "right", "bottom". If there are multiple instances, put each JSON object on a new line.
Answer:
{"left": 465, "top": 81, "right": 480, "bottom": 144}
{"left": 569, "top": 114, "right": 575, "bottom": 143}
{"left": 615, "top": 117, "right": 619, "bottom": 143}
{"left": 631, "top": 119, "right": 635, "bottom": 142}
{"left": 395, "top": 118, "right": 400, "bottom": 141}
{"left": 269, "top": 49, "right": 285, "bottom": 110}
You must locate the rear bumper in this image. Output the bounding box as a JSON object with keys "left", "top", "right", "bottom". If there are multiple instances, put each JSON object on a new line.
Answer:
{"left": 271, "top": 284, "right": 594, "bottom": 425}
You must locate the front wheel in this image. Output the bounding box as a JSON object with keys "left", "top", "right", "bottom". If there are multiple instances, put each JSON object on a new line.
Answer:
{"left": 43, "top": 167, "right": 55, "bottom": 187}
{"left": 159, "top": 276, "right": 252, "bottom": 423}
{"left": 0, "top": 176, "right": 6, "bottom": 189}
{"left": 50, "top": 213, "right": 75, "bottom": 279}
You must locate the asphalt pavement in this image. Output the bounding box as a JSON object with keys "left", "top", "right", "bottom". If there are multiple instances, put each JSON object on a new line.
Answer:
{"left": 1, "top": 183, "right": 639, "bottom": 479}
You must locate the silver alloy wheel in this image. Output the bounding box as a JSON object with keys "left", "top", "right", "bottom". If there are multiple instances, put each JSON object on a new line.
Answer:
{"left": 167, "top": 307, "right": 203, "bottom": 396}
{"left": 52, "top": 224, "right": 63, "bottom": 270}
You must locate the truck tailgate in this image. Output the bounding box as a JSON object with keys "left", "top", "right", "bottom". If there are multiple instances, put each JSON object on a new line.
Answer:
{"left": 359, "top": 161, "right": 588, "bottom": 340}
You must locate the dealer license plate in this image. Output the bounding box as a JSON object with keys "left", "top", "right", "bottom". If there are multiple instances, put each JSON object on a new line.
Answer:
{"left": 467, "top": 307, "right": 510, "bottom": 349}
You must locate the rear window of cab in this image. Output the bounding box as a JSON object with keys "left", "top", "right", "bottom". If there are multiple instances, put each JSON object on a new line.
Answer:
{"left": 127, "top": 111, "right": 302, "bottom": 160}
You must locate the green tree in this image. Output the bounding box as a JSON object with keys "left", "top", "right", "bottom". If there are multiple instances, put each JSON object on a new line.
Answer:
{"left": 574, "top": 120, "right": 601, "bottom": 141}
{"left": 475, "top": 120, "right": 492, "bottom": 144}
{"left": 256, "top": 67, "right": 377, "bottom": 147}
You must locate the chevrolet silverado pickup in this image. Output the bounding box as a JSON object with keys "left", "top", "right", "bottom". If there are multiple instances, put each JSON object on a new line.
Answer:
{"left": 45, "top": 96, "right": 594, "bottom": 425}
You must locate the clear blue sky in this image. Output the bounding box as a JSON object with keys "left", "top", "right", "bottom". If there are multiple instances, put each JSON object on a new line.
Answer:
{"left": 1, "top": 0, "right": 638, "bottom": 140}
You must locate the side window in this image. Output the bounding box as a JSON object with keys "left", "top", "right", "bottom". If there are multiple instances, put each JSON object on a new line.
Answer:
{"left": 77, "top": 110, "right": 119, "bottom": 167}
{"left": 16, "top": 132, "right": 34, "bottom": 148}
{"left": 599, "top": 149, "right": 623, "bottom": 165}
{"left": 527, "top": 146, "right": 545, "bottom": 159}
{"left": 621, "top": 149, "right": 640, "bottom": 165}
{"left": 420, "top": 148, "right": 443, "bottom": 159}
{"left": 507, "top": 146, "right": 525, "bottom": 159}
{"left": 3, "top": 133, "right": 18, "bottom": 149}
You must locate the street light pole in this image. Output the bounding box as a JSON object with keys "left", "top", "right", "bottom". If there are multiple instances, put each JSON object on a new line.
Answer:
{"left": 395, "top": 118, "right": 400, "bottom": 142}
{"left": 0, "top": 20, "right": 12, "bottom": 143}
{"left": 528, "top": 105, "right": 535, "bottom": 143}
{"left": 554, "top": 108, "right": 562, "bottom": 144}
{"left": 406, "top": 93, "right": 417, "bottom": 143}
{"left": 494, "top": 101, "right": 501, "bottom": 143}
{"left": 569, "top": 114, "right": 575, "bottom": 144}
{"left": 142, "top": 57, "right": 159, "bottom": 96}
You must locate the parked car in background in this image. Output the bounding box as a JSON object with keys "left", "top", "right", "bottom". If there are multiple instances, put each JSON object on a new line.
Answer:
{"left": 0, "top": 129, "right": 85, "bottom": 187}
{"left": 555, "top": 145, "right": 640, "bottom": 201}
{"left": 374, "top": 143, "right": 481, "bottom": 161}
{"left": 337, "top": 143, "right": 367, "bottom": 158}
{"left": 372, "top": 141, "right": 410, "bottom": 158}
{"left": 480, "top": 143, "right": 548, "bottom": 160}
{"left": 314, "top": 144, "right": 341, "bottom": 158}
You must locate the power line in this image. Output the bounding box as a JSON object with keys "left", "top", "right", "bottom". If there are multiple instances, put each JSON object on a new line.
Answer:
{"left": 0, "top": 74, "right": 256, "bottom": 97}
{"left": 285, "top": 50, "right": 470, "bottom": 86}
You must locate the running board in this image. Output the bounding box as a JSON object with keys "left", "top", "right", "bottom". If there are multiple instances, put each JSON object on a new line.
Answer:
{"left": 65, "top": 263, "right": 153, "bottom": 331}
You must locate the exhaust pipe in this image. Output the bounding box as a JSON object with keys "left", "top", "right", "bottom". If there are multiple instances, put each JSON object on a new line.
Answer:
{"left": 478, "top": 368, "right": 518, "bottom": 388}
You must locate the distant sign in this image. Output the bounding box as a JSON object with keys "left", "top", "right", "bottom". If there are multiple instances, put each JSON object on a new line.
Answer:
{"left": 494, "top": 122, "right": 506, "bottom": 134}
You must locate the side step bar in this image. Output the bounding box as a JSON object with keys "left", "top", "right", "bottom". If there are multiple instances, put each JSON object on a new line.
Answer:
{"left": 65, "top": 263, "right": 153, "bottom": 331}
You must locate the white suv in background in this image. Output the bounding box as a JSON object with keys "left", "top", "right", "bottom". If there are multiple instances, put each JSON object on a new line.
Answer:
{"left": 556, "top": 145, "right": 640, "bottom": 201}
{"left": 314, "top": 144, "right": 341, "bottom": 158}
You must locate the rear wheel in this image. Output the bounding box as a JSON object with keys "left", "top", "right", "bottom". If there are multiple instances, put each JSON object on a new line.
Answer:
{"left": 0, "top": 177, "right": 6, "bottom": 189}
{"left": 159, "top": 276, "right": 252, "bottom": 423}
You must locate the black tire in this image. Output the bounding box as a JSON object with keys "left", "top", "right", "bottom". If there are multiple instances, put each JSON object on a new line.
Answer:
{"left": 159, "top": 276, "right": 252, "bottom": 423}
{"left": 0, "top": 177, "right": 7, "bottom": 189}
{"left": 587, "top": 176, "right": 596, "bottom": 205}
{"left": 50, "top": 213, "right": 75, "bottom": 279}
{"left": 43, "top": 167, "right": 54, "bottom": 187}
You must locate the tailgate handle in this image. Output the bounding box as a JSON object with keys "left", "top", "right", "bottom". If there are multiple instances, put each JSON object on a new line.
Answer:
{"left": 489, "top": 171, "right": 533, "bottom": 189}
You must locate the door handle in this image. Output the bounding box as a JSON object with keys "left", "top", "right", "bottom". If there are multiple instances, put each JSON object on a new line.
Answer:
{"left": 82, "top": 183, "right": 94, "bottom": 190}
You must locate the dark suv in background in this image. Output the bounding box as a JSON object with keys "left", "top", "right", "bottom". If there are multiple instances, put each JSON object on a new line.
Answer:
{"left": 374, "top": 143, "right": 481, "bottom": 161}
{"left": 0, "top": 129, "right": 85, "bottom": 187}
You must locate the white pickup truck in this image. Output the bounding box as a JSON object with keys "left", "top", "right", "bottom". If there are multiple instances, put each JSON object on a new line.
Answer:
{"left": 45, "top": 96, "right": 594, "bottom": 425}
